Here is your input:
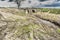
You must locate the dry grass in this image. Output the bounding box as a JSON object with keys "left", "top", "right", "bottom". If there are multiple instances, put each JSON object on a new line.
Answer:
{"left": 0, "top": 8, "right": 26, "bottom": 16}
{"left": 34, "top": 12, "right": 60, "bottom": 26}
{"left": 0, "top": 8, "right": 60, "bottom": 40}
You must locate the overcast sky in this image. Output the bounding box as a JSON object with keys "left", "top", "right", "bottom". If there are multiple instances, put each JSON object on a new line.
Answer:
{"left": 20, "top": 0, "right": 60, "bottom": 8}
{"left": 0, "top": 0, "right": 60, "bottom": 8}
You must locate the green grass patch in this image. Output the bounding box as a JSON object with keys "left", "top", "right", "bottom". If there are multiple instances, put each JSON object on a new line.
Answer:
{"left": 57, "top": 29, "right": 60, "bottom": 34}
{"left": 39, "top": 8, "right": 60, "bottom": 14}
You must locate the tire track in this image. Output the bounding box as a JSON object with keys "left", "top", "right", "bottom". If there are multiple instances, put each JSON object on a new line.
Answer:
{"left": 34, "top": 15, "right": 60, "bottom": 27}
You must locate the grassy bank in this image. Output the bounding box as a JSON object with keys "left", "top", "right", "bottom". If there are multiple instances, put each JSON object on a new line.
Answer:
{"left": 0, "top": 8, "right": 60, "bottom": 40}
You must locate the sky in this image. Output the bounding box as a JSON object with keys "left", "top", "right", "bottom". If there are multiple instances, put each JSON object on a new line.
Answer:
{"left": 0, "top": 0, "right": 60, "bottom": 8}
{"left": 20, "top": 0, "right": 60, "bottom": 8}
{"left": 0, "top": 0, "right": 17, "bottom": 7}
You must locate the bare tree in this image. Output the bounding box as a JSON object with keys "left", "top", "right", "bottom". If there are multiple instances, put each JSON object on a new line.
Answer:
{"left": 15, "top": 0, "right": 25, "bottom": 9}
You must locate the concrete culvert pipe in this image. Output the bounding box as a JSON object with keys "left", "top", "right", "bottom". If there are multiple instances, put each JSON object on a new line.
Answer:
{"left": 32, "top": 10, "right": 36, "bottom": 13}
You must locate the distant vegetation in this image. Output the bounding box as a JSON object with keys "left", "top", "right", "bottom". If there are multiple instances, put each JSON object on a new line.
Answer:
{"left": 40, "top": 8, "right": 60, "bottom": 14}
